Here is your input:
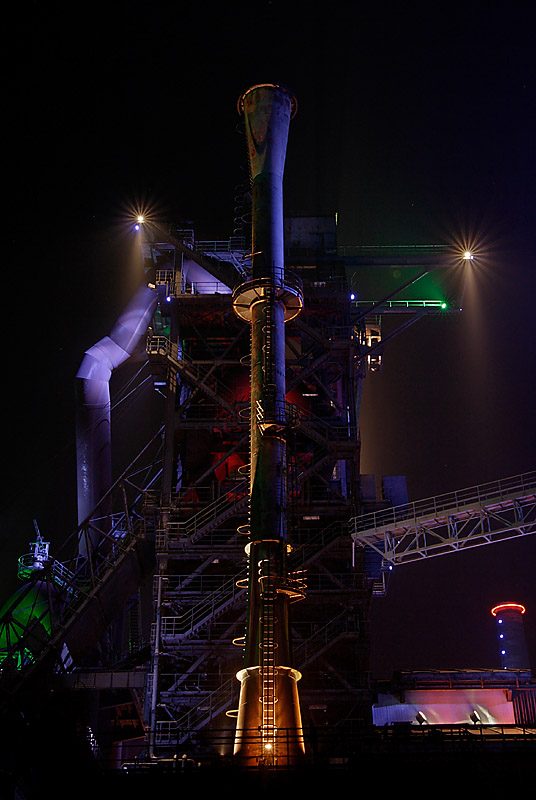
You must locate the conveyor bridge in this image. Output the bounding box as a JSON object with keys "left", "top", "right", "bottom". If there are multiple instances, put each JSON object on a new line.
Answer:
{"left": 352, "top": 471, "right": 536, "bottom": 565}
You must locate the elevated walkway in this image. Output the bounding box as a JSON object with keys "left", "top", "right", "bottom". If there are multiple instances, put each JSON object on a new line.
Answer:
{"left": 351, "top": 471, "right": 536, "bottom": 565}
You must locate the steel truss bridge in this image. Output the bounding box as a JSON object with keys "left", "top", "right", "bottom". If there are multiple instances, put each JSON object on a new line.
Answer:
{"left": 351, "top": 471, "right": 536, "bottom": 565}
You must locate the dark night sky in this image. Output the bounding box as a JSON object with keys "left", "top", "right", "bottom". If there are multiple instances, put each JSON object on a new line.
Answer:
{"left": 4, "top": 2, "right": 535, "bottom": 675}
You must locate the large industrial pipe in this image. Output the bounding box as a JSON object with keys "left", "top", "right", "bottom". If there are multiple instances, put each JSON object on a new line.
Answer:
{"left": 232, "top": 84, "right": 304, "bottom": 765}
{"left": 75, "top": 285, "right": 157, "bottom": 558}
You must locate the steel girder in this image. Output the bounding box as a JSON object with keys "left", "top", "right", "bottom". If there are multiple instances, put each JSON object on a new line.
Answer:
{"left": 352, "top": 471, "right": 536, "bottom": 565}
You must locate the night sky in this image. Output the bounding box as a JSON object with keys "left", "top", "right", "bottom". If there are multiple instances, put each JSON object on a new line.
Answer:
{"left": 4, "top": 3, "right": 535, "bottom": 676}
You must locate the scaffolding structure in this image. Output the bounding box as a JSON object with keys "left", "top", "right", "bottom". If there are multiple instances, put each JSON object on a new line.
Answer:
{"left": 0, "top": 215, "right": 465, "bottom": 773}
{"left": 139, "top": 214, "right": 458, "bottom": 761}
{"left": 0, "top": 87, "right": 482, "bottom": 779}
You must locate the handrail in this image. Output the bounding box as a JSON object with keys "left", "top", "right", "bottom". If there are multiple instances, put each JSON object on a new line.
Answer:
{"left": 338, "top": 243, "right": 452, "bottom": 257}
{"left": 352, "top": 470, "right": 536, "bottom": 534}
{"left": 155, "top": 518, "right": 347, "bottom": 647}
{"left": 180, "top": 281, "right": 233, "bottom": 295}
{"left": 167, "top": 481, "right": 249, "bottom": 543}
{"left": 197, "top": 238, "right": 247, "bottom": 253}
{"left": 299, "top": 407, "right": 354, "bottom": 443}
{"left": 155, "top": 606, "right": 367, "bottom": 741}
{"left": 293, "top": 609, "right": 364, "bottom": 668}
{"left": 158, "top": 576, "right": 247, "bottom": 639}
{"left": 147, "top": 336, "right": 239, "bottom": 408}
{"left": 0, "top": 429, "right": 164, "bottom": 685}
{"left": 353, "top": 299, "right": 447, "bottom": 308}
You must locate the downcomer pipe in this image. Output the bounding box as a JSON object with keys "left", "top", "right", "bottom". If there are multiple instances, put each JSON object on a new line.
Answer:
{"left": 75, "top": 285, "right": 157, "bottom": 558}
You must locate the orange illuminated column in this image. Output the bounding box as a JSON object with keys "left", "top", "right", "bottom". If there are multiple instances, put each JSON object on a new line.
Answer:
{"left": 490, "top": 603, "right": 530, "bottom": 670}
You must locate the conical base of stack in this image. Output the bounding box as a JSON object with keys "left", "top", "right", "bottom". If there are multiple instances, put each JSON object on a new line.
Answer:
{"left": 233, "top": 666, "right": 305, "bottom": 766}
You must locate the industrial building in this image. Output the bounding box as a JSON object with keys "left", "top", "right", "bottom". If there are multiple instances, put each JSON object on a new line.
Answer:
{"left": 1, "top": 85, "right": 535, "bottom": 794}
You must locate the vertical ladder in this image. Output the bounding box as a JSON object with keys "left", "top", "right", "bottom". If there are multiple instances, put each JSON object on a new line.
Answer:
{"left": 262, "top": 288, "right": 274, "bottom": 387}
{"left": 128, "top": 587, "right": 143, "bottom": 653}
{"left": 259, "top": 559, "right": 277, "bottom": 756}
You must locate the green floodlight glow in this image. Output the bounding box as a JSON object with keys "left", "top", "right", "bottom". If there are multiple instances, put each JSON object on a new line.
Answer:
{"left": 441, "top": 302, "right": 447, "bottom": 309}
{"left": 0, "top": 582, "right": 54, "bottom": 670}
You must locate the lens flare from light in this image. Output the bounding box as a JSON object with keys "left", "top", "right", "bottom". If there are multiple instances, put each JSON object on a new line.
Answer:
{"left": 119, "top": 197, "right": 162, "bottom": 235}
{"left": 129, "top": 206, "right": 154, "bottom": 227}
{"left": 444, "top": 221, "right": 495, "bottom": 269}
{"left": 442, "top": 222, "right": 498, "bottom": 313}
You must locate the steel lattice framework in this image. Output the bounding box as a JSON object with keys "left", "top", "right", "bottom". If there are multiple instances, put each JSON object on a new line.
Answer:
{"left": 351, "top": 471, "right": 536, "bottom": 564}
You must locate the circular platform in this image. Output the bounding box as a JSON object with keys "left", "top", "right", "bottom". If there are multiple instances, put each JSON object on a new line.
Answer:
{"left": 232, "top": 276, "right": 303, "bottom": 323}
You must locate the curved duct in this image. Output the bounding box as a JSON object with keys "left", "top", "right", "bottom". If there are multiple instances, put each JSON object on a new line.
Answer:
{"left": 75, "top": 285, "right": 157, "bottom": 558}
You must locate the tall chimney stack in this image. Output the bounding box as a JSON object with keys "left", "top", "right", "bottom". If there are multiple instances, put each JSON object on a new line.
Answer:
{"left": 232, "top": 84, "right": 305, "bottom": 765}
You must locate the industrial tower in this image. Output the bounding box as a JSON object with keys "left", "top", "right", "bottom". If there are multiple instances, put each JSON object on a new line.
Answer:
{"left": 138, "top": 84, "right": 460, "bottom": 765}
{"left": 0, "top": 85, "right": 493, "bottom": 781}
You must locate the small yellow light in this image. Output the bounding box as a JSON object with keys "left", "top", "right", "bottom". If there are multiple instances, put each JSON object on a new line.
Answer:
{"left": 137, "top": 215, "right": 145, "bottom": 224}
{"left": 463, "top": 251, "right": 474, "bottom": 260}
{"left": 264, "top": 743, "right": 273, "bottom": 751}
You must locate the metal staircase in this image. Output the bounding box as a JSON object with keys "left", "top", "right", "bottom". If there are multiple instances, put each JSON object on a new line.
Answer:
{"left": 0, "top": 428, "right": 163, "bottom": 702}
{"left": 158, "top": 481, "right": 250, "bottom": 546}
{"left": 149, "top": 512, "right": 354, "bottom": 742}
{"left": 154, "top": 606, "right": 365, "bottom": 745}
{"left": 147, "top": 336, "right": 241, "bottom": 420}
{"left": 157, "top": 576, "right": 247, "bottom": 641}
{"left": 154, "top": 516, "right": 346, "bottom": 650}
{"left": 1, "top": 518, "right": 147, "bottom": 699}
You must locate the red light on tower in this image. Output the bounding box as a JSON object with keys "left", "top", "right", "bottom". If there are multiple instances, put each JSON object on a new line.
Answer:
{"left": 490, "top": 602, "right": 529, "bottom": 670}
{"left": 491, "top": 603, "right": 526, "bottom": 617}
